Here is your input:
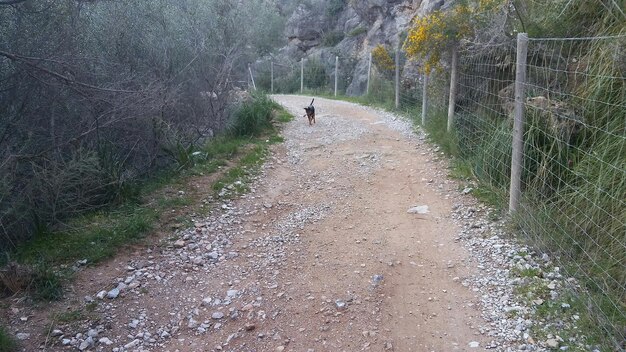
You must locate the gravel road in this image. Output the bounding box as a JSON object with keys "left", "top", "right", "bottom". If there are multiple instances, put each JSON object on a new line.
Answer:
{"left": 4, "top": 96, "right": 589, "bottom": 352}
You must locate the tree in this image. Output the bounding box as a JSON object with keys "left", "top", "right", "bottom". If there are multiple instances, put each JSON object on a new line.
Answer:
{"left": 0, "top": 0, "right": 285, "bottom": 251}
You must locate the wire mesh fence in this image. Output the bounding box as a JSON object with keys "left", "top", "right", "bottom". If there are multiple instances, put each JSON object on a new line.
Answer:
{"left": 446, "top": 34, "right": 625, "bottom": 347}
{"left": 515, "top": 35, "right": 625, "bottom": 348}
{"left": 251, "top": 55, "right": 361, "bottom": 96}
{"left": 261, "top": 33, "right": 625, "bottom": 348}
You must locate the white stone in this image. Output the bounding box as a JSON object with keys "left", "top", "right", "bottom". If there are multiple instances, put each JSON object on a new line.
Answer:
{"left": 407, "top": 205, "right": 429, "bottom": 214}
{"left": 107, "top": 288, "right": 120, "bottom": 299}
{"left": 16, "top": 333, "right": 30, "bottom": 340}
{"left": 99, "top": 337, "right": 114, "bottom": 345}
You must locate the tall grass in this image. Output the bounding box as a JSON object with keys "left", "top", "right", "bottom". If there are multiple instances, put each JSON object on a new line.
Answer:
{"left": 0, "top": 325, "right": 17, "bottom": 352}
{"left": 228, "top": 93, "right": 279, "bottom": 137}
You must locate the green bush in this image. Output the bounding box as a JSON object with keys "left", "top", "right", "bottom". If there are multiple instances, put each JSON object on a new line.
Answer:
{"left": 303, "top": 58, "right": 329, "bottom": 90}
{"left": 228, "top": 94, "right": 279, "bottom": 137}
{"left": 348, "top": 27, "right": 367, "bottom": 37}
{"left": 423, "top": 109, "right": 461, "bottom": 157}
{"left": 31, "top": 266, "right": 64, "bottom": 301}
{"left": 364, "top": 75, "right": 395, "bottom": 108}
{"left": 321, "top": 30, "right": 344, "bottom": 47}
{"left": 0, "top": 325, "right": 17, "bottom": 352}
{"left": 274, "top": 73, "right": 301, "bottom": 94}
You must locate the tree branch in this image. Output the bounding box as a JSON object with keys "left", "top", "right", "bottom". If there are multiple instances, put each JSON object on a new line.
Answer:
{"left": 0, "top": 50, "right": 142, "bottom": 93}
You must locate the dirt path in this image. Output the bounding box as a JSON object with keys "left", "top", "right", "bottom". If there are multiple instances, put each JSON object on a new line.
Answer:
{"left": 264, "top": 96, "right": 486, "bottom": 351}
{"left": 5, "top": 96, "right": 493, "bottom": 352}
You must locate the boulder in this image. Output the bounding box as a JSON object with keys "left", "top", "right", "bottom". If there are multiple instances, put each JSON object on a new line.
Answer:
{"left": 526, "top": 96, "right": 584, "bottom": 143}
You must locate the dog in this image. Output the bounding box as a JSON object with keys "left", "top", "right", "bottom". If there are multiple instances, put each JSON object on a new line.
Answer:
{"left": 303, "top": 98, "right": 315, "bottom": 126}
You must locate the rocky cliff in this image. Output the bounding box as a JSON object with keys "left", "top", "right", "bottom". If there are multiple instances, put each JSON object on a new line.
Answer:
{"left": 273, "top": 0, "right": 456, "bottom": 95}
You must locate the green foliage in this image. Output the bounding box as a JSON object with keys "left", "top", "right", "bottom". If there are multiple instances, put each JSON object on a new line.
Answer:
{"left": 8, "top": 100, "right": 291, "bottom": 301}
{"left": 304, "top": 58, "right": 330, "bottom": 90}
{"left": 276, "top": 110, "right": 294, "bottom": 123}
{"left": 471, "top": 120, "right": 512, "bottom": 189}
{"left": 202, "top": 136, "right": 245, "bottom": 159}
{"left": 322, "top": 30, "right": 345, "bottom": 47}
{"left": 423, "top": 108, "right": 460, "bottom": 157}
{"left": 161, "top": 139, "right": 197, "bottom": 171}
{"left": 17, "top": 206, "right": 158, "bottom": 266}
{"left": 212, "top": 144, "right": 269, "bottom": 197}
{"left": 363, "top": 75, "right": 395, "bottom": 108}
{"left": 55, "top": 309, "right": 85, "bottom": 323}
{"left": 274, "top": 73, "right": 301, "bottom": 94}
{"left": 0, "top": 325, "right": 17, "bottom": 352}
{"left": 517, "top": 1, "right": 624, "bottom": 38}
{"left": 31, "top": 266, "right": 64, "bottom": 301}
{"left": 348, "top": 27, "right": 367, "bottom": 37}
{"left": 0, "top": 0, "right": 287, "bottom": 255}
{"left": 404, "top": 6, "right": 472, "bottom": 72}
{"left": 228, "top": 94, "right": 279, "bottom": 137}
{"left": 372, "top": 45, "right": 395, "bottom": 77}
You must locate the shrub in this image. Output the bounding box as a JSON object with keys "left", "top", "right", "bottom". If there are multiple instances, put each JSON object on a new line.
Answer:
{"left": 404, "top": 6, "right": 472, "bottom": 72}
{"left": 372, "top": 45, "right": 395, "bottom": 79}
{"left": 322, "top": 30, "right": 345, "bottom": 47}
{"left": 0, "top": 325, "right": 17, "bottom": 352}
{"left": 228, "top": 94, "right": 278, "bottom": 137}
{"left": 31, "top": 266, "right": 63, "bottom": 301}
{"left": 348, "top": 27, "right": 367, "bottom": 37}
{"left": 303, "top": 58, "right": 329, "bottom": 90}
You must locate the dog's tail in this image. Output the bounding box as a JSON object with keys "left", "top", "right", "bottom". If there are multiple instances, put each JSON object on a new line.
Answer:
{"left": 310, "top": 98, "right": 314, "bottom": 106}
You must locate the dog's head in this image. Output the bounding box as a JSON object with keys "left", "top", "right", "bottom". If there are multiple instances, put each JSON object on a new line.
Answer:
{"left": 304, "top": 106, "right": 314, "bottom": 114}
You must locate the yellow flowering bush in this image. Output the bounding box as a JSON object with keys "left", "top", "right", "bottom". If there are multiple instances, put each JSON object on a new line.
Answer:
{"left": 404, "top": 5, "right": 473, "bottom": 72}
{"left": 372, "top": 44, "right": 395, "bottom": 75}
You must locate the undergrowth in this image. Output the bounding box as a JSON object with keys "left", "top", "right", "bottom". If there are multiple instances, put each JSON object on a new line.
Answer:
{"left": 0, "top": 325, "right": 17, "bottom": 352}
{"left": 1, "top": 93, "right": 291, "bottom": 302}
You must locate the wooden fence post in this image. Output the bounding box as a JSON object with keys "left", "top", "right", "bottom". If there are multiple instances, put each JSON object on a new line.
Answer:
{"left": 335, "top": 56, "right": 339, "bottom": 97}
{"left": 421, "top": 71, "right": 429, "bottom": 125}
{"left": 248, "top": 64, "right": 256, "bottom": 91}
{"left": 367, "top": 51, "right": 372, "bottom": 95}
{"left": 395, "top": 46, "right": 400, "bottom": 109}
{"left": 447, "top": 45, "right": 458, "bottom": 132}
{"left": 509, "top": 33, "right": 529, "bottom": 213}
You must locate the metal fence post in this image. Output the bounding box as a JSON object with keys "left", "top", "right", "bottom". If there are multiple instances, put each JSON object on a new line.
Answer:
{"left": 395, "top": 46, "right": 400, "bottom": 109}
{"left": 300, "top": 58, "right": 304, "bottom": 94}
{"left": 335, "top": 56, "right": 339, "bottom": 97}
{"left": 271, "top": 61, "right": 274, "bottom": 93}
{"left": 509, "top": 33, "right": 529, "bottom": 213}
{"left": 367, "top": 51, "right": 372, "bottom": 95}
{"left": 421, "top": 71, "right": 429, "bottom": 125}
{"left": 447, "top": 45, "right": 458, "bottom": 132}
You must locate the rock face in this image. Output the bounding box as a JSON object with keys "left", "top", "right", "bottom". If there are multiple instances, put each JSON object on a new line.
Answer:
{"left": 272, "top": 0, "right": 458, "bottom": 95}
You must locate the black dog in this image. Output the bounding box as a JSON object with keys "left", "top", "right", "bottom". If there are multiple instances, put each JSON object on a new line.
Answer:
{"left": 303, "top": 98, "right": 315, "bottom": 126}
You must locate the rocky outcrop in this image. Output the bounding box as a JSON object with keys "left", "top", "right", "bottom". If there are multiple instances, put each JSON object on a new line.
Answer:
{"left": 526, "top": 96, "right": 584, "bottom": 144}
{"left": 284, "top": 4, "right": 330, "bottom": 54}
{"left": 272, "top": 0, "right": 458, "bottom": 95}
